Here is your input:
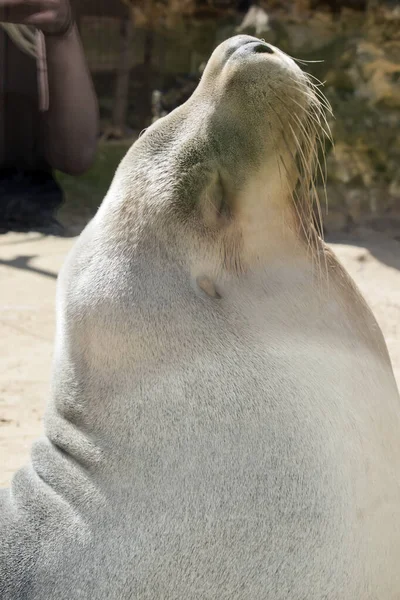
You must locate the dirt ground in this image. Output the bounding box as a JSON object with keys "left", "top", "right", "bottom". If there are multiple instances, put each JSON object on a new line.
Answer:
{"left": 0, "top": 228, "right": 399, "bottom": 488}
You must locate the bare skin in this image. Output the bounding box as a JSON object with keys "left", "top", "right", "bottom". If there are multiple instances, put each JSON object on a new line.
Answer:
{"left": 0, "top": 0, "right": 99, "bottom": 175}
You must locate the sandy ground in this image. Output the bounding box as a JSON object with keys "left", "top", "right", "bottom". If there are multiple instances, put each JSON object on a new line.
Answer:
{"left": 0, "top": 229, "right": 399, "bottom": 488}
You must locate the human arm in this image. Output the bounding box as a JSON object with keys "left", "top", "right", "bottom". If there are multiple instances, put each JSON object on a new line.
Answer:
{"left": 0, "top": 0, "right": 99, "bottom": 175}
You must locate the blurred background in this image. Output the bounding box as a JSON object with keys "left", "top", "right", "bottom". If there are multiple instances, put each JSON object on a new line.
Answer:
{"left": 59, "top": 0, "right": 400, "bottom": 236}
{"left": 0, "top": 0, "right": 399, "bottom": 487}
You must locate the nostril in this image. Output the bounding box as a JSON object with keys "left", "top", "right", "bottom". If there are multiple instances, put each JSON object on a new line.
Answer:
{"left": 253, "top": 43, "right": 274, "bottom": 54}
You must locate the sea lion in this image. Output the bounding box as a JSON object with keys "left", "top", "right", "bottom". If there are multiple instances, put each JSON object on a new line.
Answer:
{"left": 1, "top": 34, "right": 400, "bottom": 599}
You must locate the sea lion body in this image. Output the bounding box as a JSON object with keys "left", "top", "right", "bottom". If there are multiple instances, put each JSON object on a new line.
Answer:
{"left": 1, "top": 36, "right": 400, "bottom": 599}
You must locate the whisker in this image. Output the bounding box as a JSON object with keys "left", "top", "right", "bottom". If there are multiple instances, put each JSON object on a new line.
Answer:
{"left": 284, "top": 78, "right": 333, "bottom": 117}
{"left": 266, "top": 70, "right": 331, "bottom": 285}
{"left": 279, "top": 48, "right": 325, "bottom": 66}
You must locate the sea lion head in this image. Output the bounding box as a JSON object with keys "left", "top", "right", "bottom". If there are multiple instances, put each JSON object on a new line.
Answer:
{"left": 102, "top": 35, "right": 327, "bottom": 283}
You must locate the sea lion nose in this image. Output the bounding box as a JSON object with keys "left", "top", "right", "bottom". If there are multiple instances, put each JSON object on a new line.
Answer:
{"left": 222, "top": 35, "right": 275, "bottom": 61}
{"left": 252, "top": 43, "right": 274, "bottom": 54}
{"left": 234, "top": 39, "right": 276, "bottom": 58}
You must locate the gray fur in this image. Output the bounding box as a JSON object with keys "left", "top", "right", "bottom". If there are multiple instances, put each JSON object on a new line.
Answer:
{"left": 1, "top": 36, "right": 400, "bottom": 599}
